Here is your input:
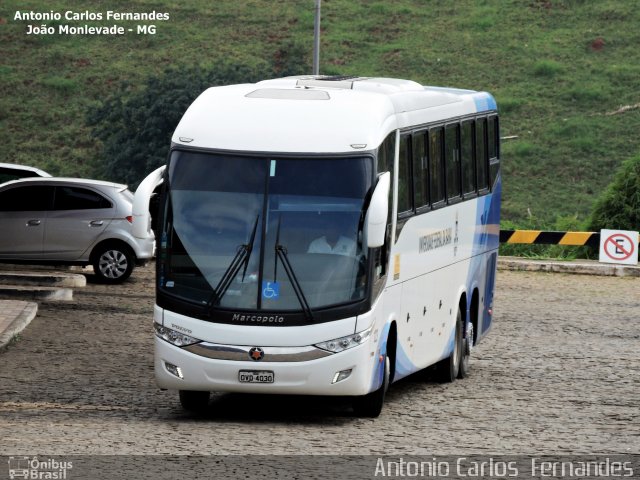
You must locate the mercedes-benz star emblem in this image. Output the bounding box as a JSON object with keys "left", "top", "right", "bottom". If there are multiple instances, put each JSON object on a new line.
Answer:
{"left": 249, "top": 347, "right": 264, "bottom": 361}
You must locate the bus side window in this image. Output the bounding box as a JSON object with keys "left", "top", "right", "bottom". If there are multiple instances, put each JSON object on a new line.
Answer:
{"left": 461, "top": 120, "right": 476, "bottom": 196}
{"left": 476, "top": 117, "right": 489, "bottom": 191}
{"left": 376, "top": 132, "right": 396, "bottom": 229}
{"left": 488, "top": 115, "right": 500, "bottom": 188}
{"left": 397, "top": 134, "right": 412, "bottom": 215}
{"left": 412, "top": 131, "right": 429, "bottom": 210}
{"left": 429, "top": 127, "right": 445, "bottom": 205}
{"left": 374, "top": 132, "right": 396, "bottom": 282}
{"left": 445, "top": 123, "right": 461, "bottom": 201}
{"left": 488, "top": 115, "right": 497, "bottom": 159}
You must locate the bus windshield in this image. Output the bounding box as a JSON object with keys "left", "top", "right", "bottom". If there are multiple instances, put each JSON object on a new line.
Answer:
{"left": 159, "top": 150, "right": 374, "bottom": 317}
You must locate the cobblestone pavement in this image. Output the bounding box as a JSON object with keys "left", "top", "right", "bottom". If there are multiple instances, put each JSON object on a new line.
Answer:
{"left": 0, "top": 265, "right": 638, "bottom": 455}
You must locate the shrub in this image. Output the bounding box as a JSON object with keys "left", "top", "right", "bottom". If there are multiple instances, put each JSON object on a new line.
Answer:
{"left": 532, "top": 59, "right": 563, "bottom": 77}
{"left": 42, "top": 76, "right": 78, "bottom": 94}
{"left": 589, "top": 153, "right": 640, "bottom": 232}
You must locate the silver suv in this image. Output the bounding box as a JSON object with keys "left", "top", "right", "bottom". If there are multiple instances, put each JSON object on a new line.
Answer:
{"left": 0, "top": 177, "right": 155, "bottom": 283}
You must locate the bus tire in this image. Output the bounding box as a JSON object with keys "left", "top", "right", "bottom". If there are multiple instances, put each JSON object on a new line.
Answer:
{"left": 435, "top": 309, "right": 463, "bottom": 383}
{"left": 458, "top": 321, "right": 472, "bottom": 379}
{"left": 353, "top": 354, "right": 390, "bottom": 417}
{"left": 179, "top": 390, "right": 210, "bottom": 413}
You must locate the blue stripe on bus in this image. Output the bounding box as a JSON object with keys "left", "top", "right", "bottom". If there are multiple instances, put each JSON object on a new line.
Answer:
{"left": 466, "top": 177, "right": 501, "bottom": 340}
{"left": 393, "top": 343, "right": 415, "bottom": 381}
{"left": 473, "top": 93, "right": 497, "bottom": 112}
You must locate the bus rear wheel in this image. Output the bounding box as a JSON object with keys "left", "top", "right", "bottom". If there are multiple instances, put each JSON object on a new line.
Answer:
{"left": 353, "top": 354, "right": 390, "bottom": 417}
{"left": 179, "top": 390, "right": 210, "bottom": 413}
{"left": 458, "top": 322, "right": 472, "bottom": 379}
{"left": 435, "top": 310, "right": 463, "bottom": 383}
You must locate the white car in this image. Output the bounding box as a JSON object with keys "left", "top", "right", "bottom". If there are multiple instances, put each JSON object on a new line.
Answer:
{"left": 0, "top": 162, "right": 51, "bottom": 184}
{"left": 0, "top": 177, "right": 155, "bottom": 283}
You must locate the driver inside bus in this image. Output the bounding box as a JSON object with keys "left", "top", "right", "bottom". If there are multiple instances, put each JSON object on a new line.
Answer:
{"left": 307, "top": 213, "right": 357, "bottom": 257}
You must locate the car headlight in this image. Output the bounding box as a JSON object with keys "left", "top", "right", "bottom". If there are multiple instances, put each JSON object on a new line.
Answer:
{"left": 314, "top": 327, "right": 372, "bottom": 353}
{"left": 154, "top": 323, "right": 201, "bottom": 347}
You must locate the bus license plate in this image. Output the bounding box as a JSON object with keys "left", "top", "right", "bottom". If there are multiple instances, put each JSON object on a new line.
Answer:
{"left": 238, "top": 370, "right": 274, "bottom": 383}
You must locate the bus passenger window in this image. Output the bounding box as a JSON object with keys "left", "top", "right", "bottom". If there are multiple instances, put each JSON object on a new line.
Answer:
{"left": 476, "top": 118, "right": 489, "bottom": 191}
{"left": 461, "top": 120, "right": 476, "bottom": 195}
{"left": 429, "top": 128, "right": 445, "bottom": 205}
{"left": 445, "top": 124, "right": 461, "bottom": 200}
{"left": 488, "top": 115, "right": 498, "bottom": 160}
{"left": 377, "top": 133, "right": 394, "bottom": 175}
{"left": 375, "top": 132, "right": 396, "bottom": 279}
{"left": 488, "top": 116, "right": 500, "bottom": 188}
{"left": 377, "top": 132, "right": 396, "bottom": 227}
{"left": 397, "top": 134, "right": 412, "bottom": 214}
{"left": 412, "top": 131, "right": 428, "bottom": 209}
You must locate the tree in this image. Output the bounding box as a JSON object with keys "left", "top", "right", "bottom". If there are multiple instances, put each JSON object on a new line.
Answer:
{"left": 589, "top": 153, "right": 640, "bottom": 232}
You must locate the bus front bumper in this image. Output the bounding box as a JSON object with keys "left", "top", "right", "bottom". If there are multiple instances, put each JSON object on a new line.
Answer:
{"left": 154, "top": 336, "right": 380, "bottom": 396}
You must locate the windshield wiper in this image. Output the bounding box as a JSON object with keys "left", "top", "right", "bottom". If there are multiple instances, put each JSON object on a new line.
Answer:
{"left": 242, "top": 214, "right": 260, "bottom": 281}
{"left": 208, "top": 215, "right": 259, "bottom": 308}
{"left": 274, "top": 217, "right": 314, "bottom": 321}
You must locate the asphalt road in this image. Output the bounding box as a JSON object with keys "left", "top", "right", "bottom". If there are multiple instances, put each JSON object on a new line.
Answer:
{"left": 0, "top": 264, "right": 638, "bottom": 456}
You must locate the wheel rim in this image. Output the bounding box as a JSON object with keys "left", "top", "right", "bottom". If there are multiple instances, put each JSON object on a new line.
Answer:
{"left": 383, "top": 355, "right": 390, "bottom": 392}
{"left": 98, "top": 249, "right": 128, "bottom": 279}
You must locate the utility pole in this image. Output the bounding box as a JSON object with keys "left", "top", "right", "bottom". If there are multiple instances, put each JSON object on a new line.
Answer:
{"left": 313, "top": 0, "right": 321, "bottom": 75}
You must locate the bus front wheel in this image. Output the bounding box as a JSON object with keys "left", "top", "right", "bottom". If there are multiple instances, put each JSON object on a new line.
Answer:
{"left": 353, "top": 354, "right": 390, "bottom": 417}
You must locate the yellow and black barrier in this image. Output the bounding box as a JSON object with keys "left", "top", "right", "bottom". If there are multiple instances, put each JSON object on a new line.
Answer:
{"left": 499, "top": 230, "right": 600, "bottom": 248}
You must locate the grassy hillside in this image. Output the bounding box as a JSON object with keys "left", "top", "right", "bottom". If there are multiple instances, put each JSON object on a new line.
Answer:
{"left": 2, "top": 0, "right": 639, "bottom": 224}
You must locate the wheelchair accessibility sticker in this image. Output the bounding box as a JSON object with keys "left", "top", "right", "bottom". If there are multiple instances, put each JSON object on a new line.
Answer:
{"left": 262, "top": 281, "right": 280, "bottom": 299}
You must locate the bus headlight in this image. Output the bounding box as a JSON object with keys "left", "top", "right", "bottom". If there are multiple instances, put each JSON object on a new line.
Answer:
{"left": 314, "top": 327, "right": 372, "bottom": 353}
{"left": 154, "top": 323, "right": 202, "bottom": 347}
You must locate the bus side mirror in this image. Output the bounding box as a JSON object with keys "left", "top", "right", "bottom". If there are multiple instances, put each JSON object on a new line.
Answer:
{"left": 132, "top": 165, "right": 165, "bottom": 239}
{"left": 365, "top": 172, "right": 390, "bottom": 248}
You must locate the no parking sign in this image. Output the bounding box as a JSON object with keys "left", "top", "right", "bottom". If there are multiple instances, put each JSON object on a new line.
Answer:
{"left": 599, "top": 229, "right": 639, "bottom": 265}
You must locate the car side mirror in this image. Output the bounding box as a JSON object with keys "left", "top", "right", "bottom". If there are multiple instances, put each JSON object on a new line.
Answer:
{"left": 365, "top": 172, "right": 390, "bottom": 248}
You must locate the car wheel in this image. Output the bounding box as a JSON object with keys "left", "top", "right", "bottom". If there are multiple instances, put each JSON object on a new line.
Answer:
{"left": 435, "top": 309, "right": 463, "bottom": 383}
{"left": 353, "top": 354, "right": 390, "bottom": 417}
{"left": 179, "top": 390, "right": 210, "bottom": 413}
{"left": 92, "top": 243, "right": 134, "bottom": 283}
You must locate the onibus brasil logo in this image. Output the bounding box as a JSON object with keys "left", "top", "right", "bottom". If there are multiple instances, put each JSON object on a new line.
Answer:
{"left": 8, "top": 457, "right": 73, "bottom": 479}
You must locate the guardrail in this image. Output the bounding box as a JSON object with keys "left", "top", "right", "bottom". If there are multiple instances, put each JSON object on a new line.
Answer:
{"left": 499, "top": 230, "right": 640, "bottom": 247}
{"left": 500, "top": 230, "right": 599, "bottom": 247}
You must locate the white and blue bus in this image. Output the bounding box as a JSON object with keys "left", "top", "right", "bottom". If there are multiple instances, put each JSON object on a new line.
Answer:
{"left": 151, "top": 76, "right": 501, "bottom": 416}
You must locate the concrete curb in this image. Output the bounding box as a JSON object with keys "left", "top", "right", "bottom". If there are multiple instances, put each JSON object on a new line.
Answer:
{"left": 498, "top": 257, "right": 640, "bottom": 277}
{"left": 0, "top": 271, "right": 86, "bottom": 288}
{"left": 0, "top": 285, "right": 74, "bottom": 301}
{"left": 0, "top": 300, "right": 38, "bottom": 350}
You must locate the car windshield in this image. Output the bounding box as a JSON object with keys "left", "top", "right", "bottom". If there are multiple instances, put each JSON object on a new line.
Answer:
{"left": 159, "top": 150, "right": 373, "bottom": 314}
